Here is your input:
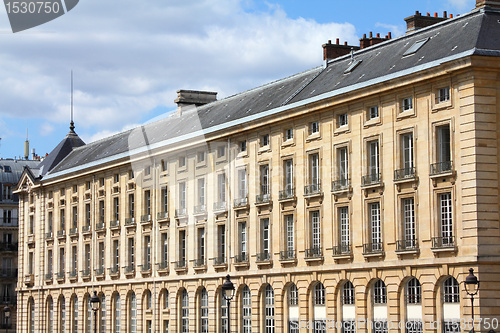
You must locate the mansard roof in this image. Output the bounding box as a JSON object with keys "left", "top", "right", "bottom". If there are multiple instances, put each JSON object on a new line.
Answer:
{"left": 45, "top": 7, "right": 500, "bottom": 179}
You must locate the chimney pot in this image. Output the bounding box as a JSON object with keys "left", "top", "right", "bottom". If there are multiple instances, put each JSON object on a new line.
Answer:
{"left": 443, "top": 11, "right": 447, "bottom": 18}
{"left": 376, "top": 33, "right": 380, "bottom": 38}
{"left": 450, "top": 14, "right": 453, "bottom": 18}
{"left": 344, "top": 41, "right": 348, "bottom": 46}
{"left": 363, "top": 34, "right": 366, "bottom": 39}
{"left": 369, "top": 31, "right": 373, "bottom": 38}
{"left": 336, "top": 38, "right": 339, "bottom": 44}
{"left": 388, "top": 32, "right": 392, "bottom": 39}
{"left": 434, "top": 12, "right": 438, "bottom": 17}
{"left": 427, "top": 12, "right": 431, "bottom": 16}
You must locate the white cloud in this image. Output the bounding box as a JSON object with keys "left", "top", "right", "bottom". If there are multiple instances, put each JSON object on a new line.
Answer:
{"left": 0, "top": 0, "right": 357, "bottom": 157}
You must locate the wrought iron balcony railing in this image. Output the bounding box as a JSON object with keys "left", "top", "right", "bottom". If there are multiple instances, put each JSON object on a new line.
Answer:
{"left": 256, "top": 193, "right": 271, "bottom": 204}
{"left": 213, "top": 202, "right": 227, "bottom": 212}
{"left": 431, "top": 236, "right": 455, "bottom": 249}
{"left": 175, "top": 259, "right": 187, "bottom": 269}
{"left": 362, "top": 173, "right": 382, "bottom": 186}
{"left": 125, "top": 217, "right": 136, "bottom": 226}
{"left": 304, "top": 183, "right": 321, "bottom": 196}
{"left": 394, "top": 167, "right": 416, "bottom": 180}
{"left": 363, "top": 242, "right": 384, "bottom": 254}
{"left": 279, "top": 187, "right": 295, "bottom": 200}
{"left": 256, "top": 252, "right": 271, "bottom": 262}
{"left": 213, "top": 256, "right": 226, "bottom": 266}
{"left": 332, "top": 244, "right": 351, "bottom": 256}
{"left": 430, "top": 161, "right": 453, "bottom": 175}
{"left": 193, "top": 258, "right": 206, "bottom": 267}
{"left": 194, "top": 205, "right": 207, "bottom": 214}
{"left": 279, "top": 250, "right": 296, "bottom": 261}
{"left": 233, "top": 197, "right": 248, "bottom": 208}
{"left": 175, "top": 208, "right": 187, "bottom": 217}
{"left": 305, "top": 247, "right": 322, "bottom": 258}
{"left": 396, "top": 238, "right": 418, "bottom": 251}
{"left": 332, "top": 179, "right": 350, "bottom": 192}
{"left": 234, "top": 253, "right": 248, "bottom": 263}
{"left": 157, "top": 211, "right": 168, "bottom": 219}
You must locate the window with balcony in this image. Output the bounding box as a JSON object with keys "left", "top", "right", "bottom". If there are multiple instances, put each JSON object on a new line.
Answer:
{"left": 334, "top": 207, "right": 350, "bottom": 256}
{"left": 280, "top": 159, "right": 294, "bottom": 200}
{"left": 159, "top": 187, "right": 168, "bottom": 218}
{"left": 217, "top": 224, "right": 226, "bottom": 264}
{"left": 58, "top": 247, "right": 65, "bottom": 278}
{"left": 196, "top": 228, "right": 205, "bottom": 267}
{"left": 47, "top": 211, "right": 53, "bottom": 237}
{"left": 59, "top": 208, "right": 65, "bottom": 234}
{"left": 128, "top": 193, "right": 135, "bottom": 224}
{"left": 364, "top": 202, "right": 383, "bottom": 254}
{"left": 71, "top": 245, "right": 77, "bottom": 278}
{"left": 433, "top": 192, "right": 454, "bottom": 249}
{"left": 363, "top": 140, "right": 380, "bottom": 186}
{"left": 333, "top": 146, "right": 349, "bottom": 191}
{"left": 215, "top": 173, "right": 226, "bottom": 211}
{"left": 258, "top": 218, "right": 271, "bottom": 262}
{"left": 236, "top": 222, "right": 247, "bottom": 263}
{"left": 84, "top": 203, "right": 91, "bottom": 231}
{"left": 398, "top": 198, "right": 417, "bottom": 251}
{"left": 29, "top": 215, "right": 34, "bottom": 235}
{"left": 306, "top": 211, "right": 321, "bottom": 259}
{"left": 111, "top": 240, "right": 120, "bottom": 274}
{"left": 47, "top": 250, "right": 53, "bottom": 277}
{"left": 177, "top": 182, "right": 187, "bottom": 217}
{"left": 160, "top": 233, "right": 168, "bottom": 269}
{"left": 96, "top": 242, "right": 104, "bottom": 275}
{"left": 113, "top": 197, "right": 120, "bottom": 224}
{"left": 178, "top": 230, "right": 187, "bottom": 268}
{"left": 235, "top": 168, "right": 248, "bottom": 207}
{"left": 127, "top": 238, "right": 135, "bottom": 273}
{"left": 143, "top": 235, "right": 151, "bottom": 271}
{"left": 257, "top": 164, "right": 270, "bottom": 204}
{"left": 98, "top": 200, "right": 105, "bottom": 226}
{"left": 395, "top": 132, "right": 415, "bottom": 180}
{"left": 281, "top": 214, "right": 295, "bottom": 261}
{"left": 305, "top": 153, "right": 320, "bottom": 195}
{"left": 195, "top": 178, "right": 206, "bottom": 213}
{"left": 84, "top": 244, "right": 91, "bottom": 276}
{"left": 143, "top": 190, "right": 151, "bottom": 221}
{"left": 431, "top": 124, "right": 452, "bottom": 175}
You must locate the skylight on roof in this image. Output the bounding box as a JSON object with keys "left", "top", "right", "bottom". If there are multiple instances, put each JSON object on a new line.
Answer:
{"left": 344, "top": 59, "right": 362, "bottom": 74}
{"left": 403, "top": 37, "right": 429, "bottom": 56}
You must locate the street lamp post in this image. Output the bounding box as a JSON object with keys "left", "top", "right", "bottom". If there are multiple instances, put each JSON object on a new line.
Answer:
{"left": 463, "top": 268, "right": 480, "bottom": 333}
{"left": 221, "top": 275, "right": 235, "bottom": 333}
{"left": 3, "top": 306, "right": 9, "bottom": 333}
{"left": 90, "top": 291, "right": 101, "bottom": 333}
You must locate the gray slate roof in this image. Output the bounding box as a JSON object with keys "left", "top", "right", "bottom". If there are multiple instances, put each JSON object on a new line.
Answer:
{"left": 38, "top": 129, "right": 85, "bottom": 176}
{"left": 45, "top": 7, "right": 500, "bottom": 178}
{"left": 0, "top": 159, "right": 40, "bottom": 185}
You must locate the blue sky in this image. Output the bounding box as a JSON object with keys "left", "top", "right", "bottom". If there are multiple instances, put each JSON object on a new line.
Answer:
{"left": 0, "top": 0, "right": 476, "bottom": 159}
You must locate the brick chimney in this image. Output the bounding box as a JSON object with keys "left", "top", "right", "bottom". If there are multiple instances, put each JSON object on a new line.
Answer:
{"left": 359, "top": 32, "right": 392, "bottom": 49}
{"left": 323, "top": 39, "right": 360, "bottom": 63}
{"left": 404, "top": 11, "right": 448, "bottom": 33}
{"left": 175, "top": 90, "right": 217, "bottom": 115}
{"left": 476, "top": 0, "right": 500, "bottom": 8}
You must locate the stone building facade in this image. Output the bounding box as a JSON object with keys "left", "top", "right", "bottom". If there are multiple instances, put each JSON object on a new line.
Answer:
{"left": 15, "top": 2, "right": 500, "bottom": 332}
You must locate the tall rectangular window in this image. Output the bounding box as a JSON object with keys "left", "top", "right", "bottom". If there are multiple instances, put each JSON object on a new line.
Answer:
{"left": 47, "top": 249, "right": 53, "bottom": 275}
{"left": 217, "top": 173, "right": 226, "bottom": 203}
{"left": 144, "top": 190, "right": 151, "bottom": 216}
{"left": 144, "top": 235, "right": 151, "bottom": 270}
{"left": 261, "top": 218, "right": 270, "bottom": 256}
{"left": 238, "top": 169, "right": 247, "bottom": 199}
{"left": 84, "top": 244, "right": 91, "bottom": 273}
{"left": 98, "top": 242, "right": 105, "bottom": 271}
{"left": 179, "top": 182, "right": 186, "bottom": 211}
{"left": 59, "top": 247, "right": 65, "bottom": 274}
{"left": 370, "top": 202, "right": 382, "bottom": 251}
{"left": 239, "top": 222, "right": 247, "bottom": 259}
{"left": 113, "top": 197, "right": 120, "bottom": 222}
{"left": 99, "top": 201, "right": 105, "bottom": 224}
{"left": 128, "top": 193, "right": 135, "bottom": 219}
{"left": 71, "top": 246, "right": 77, "bottom": 275}
{"left": 286, "top": 215, "right": 294, "bottom": 254}
{"left": 113, "top": 240, "right": 119, "bottom": 271}
{"left": 339, "top": 207, "right": 350, "bottom": 253}
{"left": 440, "top": 193, "right": 453, "bottom": 243}
{"left": 60, "top": 208, "right": 65, "bottom": 230}
{"left": 260, "top": 164, "right": 270, "bottom": 195}
{"left": 310, "top": 211, "right": 321, "bottom": 251}
{"left": 161, "top": 233, "right": 168, "bottom": 266}
{"left": 402, "top": 133, "right": 414, "bottom": 171}
{"left": 85, "top": 203, "right": 91, "bottom": 227}
{"left": 369, "top": 140, "right": 379, "bottom": 178}
{"left": 179, "top": 230, "right": 186, "bottom": 265}
{"left": 72, "top": 206, "right": 78, "bottom": 229}
{"left": 48, "top": 211, "right": 53, "bottom": 233}
{"left": 338, "top": 147, "right": 348, "bottom": 184}
{"left": 197, "top": 179, "right": 205, "bottom": 207}
{"left": 309, "top": 153, "right": 320, "bottom": 186}
{"left": 160, "top": 187, "right": 168, "bottom": 216}
{"left": 403, "top": 198, "right": 416, "bottom": 249}
{"left": 218, "top": 224, "right": 226, "bottom": 260}
{"left": 437, "top": 124, "right": 451, "bottom": 163}
{"left": 128, "top": 238, "right": 135, "bottom": 268}
{"left": 284, "top": 159, "right": 293, "bottom": 193}
{"left": 197, "top": 228, "right": 205, "bottom": 263}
